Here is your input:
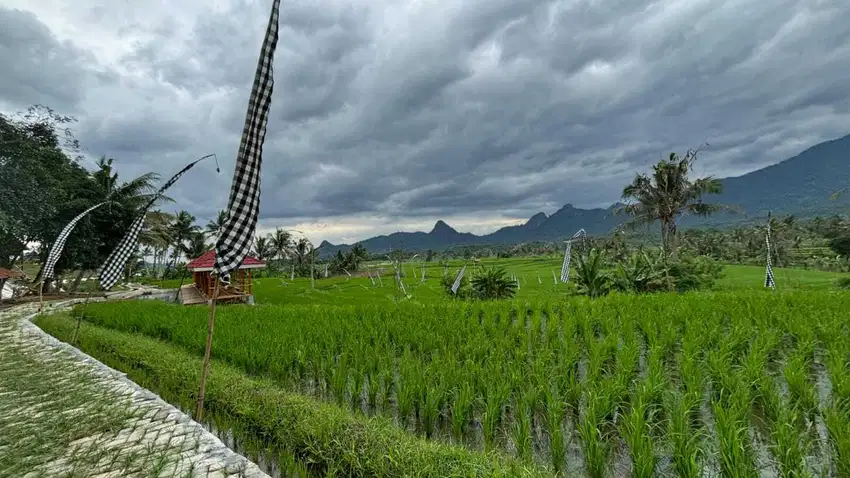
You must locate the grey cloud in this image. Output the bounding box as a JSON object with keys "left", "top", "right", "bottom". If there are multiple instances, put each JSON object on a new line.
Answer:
{"left": 3, "top": 0, "right": 850, "bottom": 242}
{"left": 0, "top": 7, "right": 94, "bottom": 109}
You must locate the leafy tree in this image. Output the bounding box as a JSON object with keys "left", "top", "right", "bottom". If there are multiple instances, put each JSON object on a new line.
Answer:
{"left": 347, "top": 244, "right": 368, "bottom": 271}
{"left": 1, "top": 107, "right": 89, "bottom": 267}
{"left": 295, "top": 237, "right": 312, "bottom": 267}
{"left": 139, "top": 210, "right": 175, "bottom": 277}
{"left": 184, "top": 232, "right": 208, "bottom": 260}
{"left": 471, "top": 266, "right": 517, "bottom": 300}
{"left": 828, "top": 233, "right": 850, "bottom": 257}
{"left": 205, "top": 210, "right": 227, "bottom": 238}
{"left": 619, "top": 149, "right": 727, "bottom": 256}
{"left": 252, "top": 235, "right": 274, "bottom": 261}
{"left": 270, "top": 228, "right": 293, "bottom": 266}
{"left": 1, "top": 106, "right": 164, "bottom": 286}
{"left": 167, "top": 211, "right": 200, "bottom": 268}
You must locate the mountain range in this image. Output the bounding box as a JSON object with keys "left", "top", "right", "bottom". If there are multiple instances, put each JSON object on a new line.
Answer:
{"left": 318, "top": 134, "right": 850, "bottom": 256}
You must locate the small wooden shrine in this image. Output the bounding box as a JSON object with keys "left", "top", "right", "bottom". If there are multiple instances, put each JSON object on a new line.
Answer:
{"left": 183, "top": 250, "right": 265, "bottom": 305}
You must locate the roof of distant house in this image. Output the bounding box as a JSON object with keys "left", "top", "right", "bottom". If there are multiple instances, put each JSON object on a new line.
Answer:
{"left": 0, "top": 268, "right": 24, "bottom": 279}
{"left": 185, "top": 250, "right": 265, "bottom": 272}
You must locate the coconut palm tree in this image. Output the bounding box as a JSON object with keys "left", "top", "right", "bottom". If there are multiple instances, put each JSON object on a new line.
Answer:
{"left": 618, "top": 149, "right": 727, "bottom": 256}
{"left": 205, "top": 210, "right": 227, "bottom": 239}
{"left": 91, "top": 156, "right": 166, "bottom": 211}
{"left": 139, "top": 210, "right": 174, "bottom": 277}
{"left": 184, "top": 231, "right": 208, "bottom": 260}
{"left": 168, "top": 211, "right": 200, "bottom": 268}
{"left": 252, "top": 235, "right": 274, "bottom": 262}
{"left": 270, "top": 228, "right": 293, "bottom": 266}
{"left": 294, "top": 237, "right": 312, "bottom": 267}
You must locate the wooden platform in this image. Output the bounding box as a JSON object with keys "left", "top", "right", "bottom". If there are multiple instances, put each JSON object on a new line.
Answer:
{"left": 179, "top": 285, "right": 207, "bottom": 306}
{"left": 179, "top": 284, "right": 249, "bottom": 306}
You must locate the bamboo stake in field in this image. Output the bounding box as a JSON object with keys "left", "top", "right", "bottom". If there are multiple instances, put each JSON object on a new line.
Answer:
{"left": 195, "top": 278, "right": 220, "bottom": 421}
{"left": 174, "top": 266, "right": 190, "bottom": 303}
{"left": 38, "top": 279, "right": 44, "bottom": 314}
{"left": 71, "top": 290, "right": 95, "bottom": 345}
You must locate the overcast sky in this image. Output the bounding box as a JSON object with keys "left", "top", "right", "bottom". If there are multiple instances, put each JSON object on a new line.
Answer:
{"left": 1, "top": 0, "right": 848, "bottom": 245}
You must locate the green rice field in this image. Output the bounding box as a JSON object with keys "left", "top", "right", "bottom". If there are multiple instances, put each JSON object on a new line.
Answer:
{"left": 35, "top": 260, "right": 850, "bottom": 476}
{"left": 146, "top": 259, "right": 847, "bottom": 306}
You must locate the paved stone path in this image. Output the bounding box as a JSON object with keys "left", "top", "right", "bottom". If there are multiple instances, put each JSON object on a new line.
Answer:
{"left": 0, "top": 294, "right": 269, "bottom": 478}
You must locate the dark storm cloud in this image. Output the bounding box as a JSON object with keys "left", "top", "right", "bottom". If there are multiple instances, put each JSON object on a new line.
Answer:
{"left": 0, "top": 7, "right": 94, "bottom": 109}
{"left": 2, "top": 0, "right": 850, "bottom": 243}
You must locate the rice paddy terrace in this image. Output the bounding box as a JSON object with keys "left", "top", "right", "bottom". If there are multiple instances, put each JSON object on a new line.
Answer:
{"left": 25, "top": 261, "right": 850, "bottom": 476}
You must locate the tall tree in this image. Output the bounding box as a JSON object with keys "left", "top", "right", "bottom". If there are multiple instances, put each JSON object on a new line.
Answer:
{"left": 252, "top": 235, "right": 274, "bottom": 261}
{"left": 295, "top": 237, "right": 312, "bottom": 267}
{"left": 270, "top": 228, "right": 293, "bottom": 266}
{"left": 0, "top": 106, "right": 88, "bottom": 268}
{"left": 168, "top": 211, "right": 200, "bottom": 268}
{"left": 184, "top": 232, "right": 208, "bottom": 260}
{"left": 618, "top": 149, "right": 727, "bottom": 256}
{"left": 347, "top": 243, "right": 368, "bottom": 271}
{"left": 205, "top": 210, "right": 227, "bottom": 239}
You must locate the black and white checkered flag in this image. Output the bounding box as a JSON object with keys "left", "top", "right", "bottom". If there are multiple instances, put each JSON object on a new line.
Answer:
{"left": 214, "top": 0, "right": 281, "bottom": 282}
{"left": 98, "top": 156, "right": 218, "bottom": 290}
{"left": 42, "top": 202, "right": 108, "bottom": 280}
{"left": 560, "top": 228, "right": 586, "bottom": 283}
{"left": 451, "top": 265, "right": 467, "bottom": 294}
{"left": 765, "top": 220, "right": 776, "bottom": 289}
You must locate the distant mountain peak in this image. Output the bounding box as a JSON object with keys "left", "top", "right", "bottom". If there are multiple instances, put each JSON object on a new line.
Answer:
{"left": 526, "top": 212, "right": 548, "bottom": 228}
{"left": 315, "top": 133, "right": 850, "bottom": 258}
{"left": 430, "top": 220, "right": 457, "bottom": 235}
{"left": 318, "top": 240, "right": 334, "bottom": 248}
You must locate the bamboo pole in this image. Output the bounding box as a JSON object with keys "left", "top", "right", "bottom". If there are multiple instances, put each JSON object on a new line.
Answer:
{"left": 195, "top": 278, "right": 221, "bottom": 421}
{"left": 71, "top": 290, "right": 95, "bottom": 345}
{"left": 174, "top": 266, "right": 190, "bottom": 303}
{"left": 38, "top": 279, "right": 44, "bottom": 314}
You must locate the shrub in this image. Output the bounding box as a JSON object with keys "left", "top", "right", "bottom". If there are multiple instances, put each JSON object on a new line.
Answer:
{"left": 611, "top": 251, "right": 722, "bottom": 294}
{"left": 573, "top": 248, "right": 612, "bottom": 298}
{"left": 666, "top": 254, "right": 724, "bottom": 292}
{"left": 471, "top": 267, "right": 517, "bottom": 300}
{"left": 440, "top": 268, "right": 471, "bottom": 298}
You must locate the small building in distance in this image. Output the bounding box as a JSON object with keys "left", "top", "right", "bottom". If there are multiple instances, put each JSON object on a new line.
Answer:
{"left": 182, "top": 250, "right": 265, "bottom": 305}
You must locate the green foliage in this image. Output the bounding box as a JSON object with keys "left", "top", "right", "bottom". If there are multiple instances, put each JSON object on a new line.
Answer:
{"left": 828, "top": 233, "right": 850, "bottom": 257}
{"left": 612, "top": 251, "right": 668, "bottom": 293}
{"left": 618, "top": 148, "right": 728, "bottom": 255}
{"left": 329, "top": 243, "right": 368, "bottom": 274}
{"left": 38, "top": 288, "right": 850, "bottom": 475}
{"left": 0, "top": 106, "right": 165, "bottom": 285}
{"left": 573, "top": 248, "right": 612, "bottom": 297}
{"left": 440, "top": 268, "right": 470, "bottom": 298}
{"left": 37, "top": 313, "right": 545, "bottom": 478}
{"left": 470, "top": 266, "right": 517, "bottom": 300}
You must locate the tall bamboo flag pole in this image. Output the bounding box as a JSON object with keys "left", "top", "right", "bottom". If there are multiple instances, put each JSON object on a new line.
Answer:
{"left": 196, "top": 0, "right": 281, "bottom": 421}
{"left": 98, "top": 153, "right": 220, "bottom": 293}
{"left": 765, "top": 211, "right": 776, "bottom": 289}
{"left": 40, "top": 201, "right": 109, "bottom": 316}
